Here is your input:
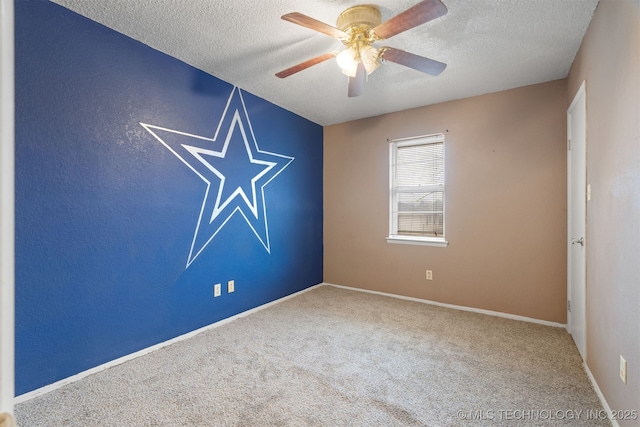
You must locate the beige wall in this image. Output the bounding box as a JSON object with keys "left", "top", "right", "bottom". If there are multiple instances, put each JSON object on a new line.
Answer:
{"left": 324, "top": 79, "right": 568, "bottom": 323}
{"left": 567, "top": 0, "right": 640, "bottom": 421}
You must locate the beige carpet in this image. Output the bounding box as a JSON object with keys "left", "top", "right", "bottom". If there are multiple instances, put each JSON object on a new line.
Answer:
{"left": 15, "top": 285, "right": 610, "bottom": 426}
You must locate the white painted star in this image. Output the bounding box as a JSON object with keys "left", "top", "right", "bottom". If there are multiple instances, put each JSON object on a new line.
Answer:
{"left": 141, "top": 87, "right": 294, "bottom": 268}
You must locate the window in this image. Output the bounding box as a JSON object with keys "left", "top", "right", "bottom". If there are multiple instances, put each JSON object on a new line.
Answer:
{"left": 387, "top": 134, "right": 448, "bottom": 247}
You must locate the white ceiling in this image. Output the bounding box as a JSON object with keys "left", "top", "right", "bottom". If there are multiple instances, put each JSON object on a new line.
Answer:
{"left": 51, "top": 0, "right": 598, "bottom": 126}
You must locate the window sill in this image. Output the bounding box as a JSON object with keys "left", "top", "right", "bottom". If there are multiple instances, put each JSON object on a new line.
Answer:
{"left": 386, "top": 236, "right": 449, "bottom": 247}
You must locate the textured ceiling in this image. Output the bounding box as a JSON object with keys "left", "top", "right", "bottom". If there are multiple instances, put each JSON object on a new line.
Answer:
{"left": 51, "top": 0, "right": 598, "bottom": 126}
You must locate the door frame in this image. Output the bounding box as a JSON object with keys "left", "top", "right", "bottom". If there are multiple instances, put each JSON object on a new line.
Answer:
{"left": 0, "top": 0, "right": 16, "bottom": 421}
{"left": 566, "top": 80, "right": 587, "bottom": 359}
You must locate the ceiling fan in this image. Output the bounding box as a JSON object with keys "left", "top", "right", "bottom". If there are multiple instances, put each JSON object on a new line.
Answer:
{"left": 275, "top": 0, "right": 448, "bottom": 97}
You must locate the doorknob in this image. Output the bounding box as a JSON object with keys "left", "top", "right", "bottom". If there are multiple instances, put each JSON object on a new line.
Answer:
{"left": 0, "top": 413, "right": 16, "bottom": 427}
{"left": 571, "top": 237, "right": 584, "bottom": 246}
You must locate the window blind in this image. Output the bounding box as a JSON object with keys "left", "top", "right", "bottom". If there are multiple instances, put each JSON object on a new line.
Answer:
{"left": 390, "top": 135, "right": 445, "bottom": 239}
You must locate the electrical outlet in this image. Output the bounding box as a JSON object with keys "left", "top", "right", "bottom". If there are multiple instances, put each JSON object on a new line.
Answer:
{"left": 228, "top": 280, "right": 234, "bottom": 293}
{"left": 426, "top": 270, "right": 433, "bottom": 280}
{"left": 620, "top": 355, "right": 627, "bottom": 384}
{"left": 214, "top": 283, "right": 221, "bottom": 297}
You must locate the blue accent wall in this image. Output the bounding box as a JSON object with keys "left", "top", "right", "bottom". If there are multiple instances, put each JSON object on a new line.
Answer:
{"left": 15, "top": 1, "right": 323, "bottom": 395}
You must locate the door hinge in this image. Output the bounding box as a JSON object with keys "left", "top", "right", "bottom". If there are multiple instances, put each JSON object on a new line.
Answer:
{"left": 567, "top": 300, "right": 571, "bottom": 312}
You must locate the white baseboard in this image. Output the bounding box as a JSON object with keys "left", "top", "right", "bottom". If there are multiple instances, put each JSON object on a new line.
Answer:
{"left": 15, "top": 282, "right": 323, "bottom": 404}
{"left": 324, "top": 282, "right": 567, "bottom": 328}
{"left": 16, "top": 281, "right": 569, "bottom": 404}
{"left": 584, "top": 362, "right": 620, "bottom": 427}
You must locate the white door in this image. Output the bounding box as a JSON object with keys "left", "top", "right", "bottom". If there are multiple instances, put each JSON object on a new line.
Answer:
{"left": 0, "top": 0, "right": 16, "bottom": 424}
{"left": 567, "top": 81, "right": 587, "bottom": 360}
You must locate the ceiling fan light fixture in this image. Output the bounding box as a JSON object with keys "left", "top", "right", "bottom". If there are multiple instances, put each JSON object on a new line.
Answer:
{"left": 336, "top": 47, "right": 359, "bottom": 77}
{"left": 361, "top": 45, "right": 380, "bottom": 75}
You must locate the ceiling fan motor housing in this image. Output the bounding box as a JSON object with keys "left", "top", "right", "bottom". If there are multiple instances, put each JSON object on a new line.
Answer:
{"left": 336, "top": 5, "right": 382, "bottom": 33}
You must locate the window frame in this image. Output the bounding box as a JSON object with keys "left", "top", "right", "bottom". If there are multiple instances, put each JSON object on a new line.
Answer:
{"left": 387, "top": 133, "right": 449, "bottom": 247}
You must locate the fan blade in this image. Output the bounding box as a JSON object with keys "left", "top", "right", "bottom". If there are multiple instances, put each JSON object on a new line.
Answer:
{"left": 282, "top": 12, "right": 348, "bottom": 39}
{"left": 373, "top": 0, "right": 447, "bottom": 40}
{"left": 348, "top": 62, "right": 366, "bottom": 97}
{"left": 276, "top": 52, "right": 337, "bottom": 78}
{"left": 380, "top": 47, "right": 446, "bottom": 76}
